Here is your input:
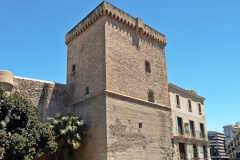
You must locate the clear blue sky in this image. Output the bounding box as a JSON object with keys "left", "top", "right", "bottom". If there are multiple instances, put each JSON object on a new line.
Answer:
{"left": 1, "top": 0, "right": 239, "bottom": 132}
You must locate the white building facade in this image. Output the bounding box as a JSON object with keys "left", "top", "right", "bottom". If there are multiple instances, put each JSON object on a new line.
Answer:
{"left": 169, "top": 83, "right": 211, "bottom": 160}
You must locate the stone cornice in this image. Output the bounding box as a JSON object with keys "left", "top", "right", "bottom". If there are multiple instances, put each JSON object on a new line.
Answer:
{"left": 105, "top": 90, "right": 171, "bottom": 111}
{"left": 168, "top": 83, "right": 205, "bottom": 102}
{"left": 65, "top": 1, "right": 166, "bottom": 46}
{"left": 70, "top": 90, "right": 171, "bottom": 112}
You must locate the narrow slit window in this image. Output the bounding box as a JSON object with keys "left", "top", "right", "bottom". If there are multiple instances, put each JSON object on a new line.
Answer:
{"left": 72, "top": 64, "right": 76, "bottom": 73}
{"left": 148, "top": 90, "right": 154, "bottom": 103}
{"left": 85, "top": 87, "right": 89, "bottom": 95}
{"left": 188, "top": 100, "right": 192, "bottom": 112}
{"left": 176, "top": 95, "right": 180, "bottom": 107}
{"left": 145, "top": 61, "right": 151, "bottom": 73}
{"left": 198, "top": 104, "right": 202, "bottom": 115}
{"left": 177, "top": 117, "right": 183, "bottom": 135}
{"left": 139, "top": 123, "right": 142, "bottom": 128}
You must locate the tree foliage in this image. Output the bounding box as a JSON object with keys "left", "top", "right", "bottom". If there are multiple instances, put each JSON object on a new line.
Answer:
{"left": 0, "top": 89, "right": 57, "bottom": 160}
{"left": 48, "top": 114, "right": 87, "bottom": 150}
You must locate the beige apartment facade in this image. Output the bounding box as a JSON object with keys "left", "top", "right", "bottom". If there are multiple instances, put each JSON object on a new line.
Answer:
{"left": 169, "top": 84, "right": 211, "bottom": 160}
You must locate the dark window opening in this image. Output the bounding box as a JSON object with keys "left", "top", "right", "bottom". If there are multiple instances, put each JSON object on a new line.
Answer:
{"left": 203, "top": 145, "right": 208, "bottom": 159}
{"left": 148, "top": 90, "right": 154, "bottom": 103}
{"left": 177, "top": 117, "right": 184, "bottom": 135}
{"left": 179, "top": 143, "right": 187, "bottom": 160}
{"left": 188, "top": 100, "right": 192, "bottom": 112}
{"left": 198, "top": 103, "right": 202, "bottom": 115}
{"left": 72, "top": 64, "right": 76, "bottom": 73}
{"left": 139, "top": 123, "right": 142, "bottom": 128}
{"left": 189, "top": 120, "right": 195, "bottom": 137}
{"left": 200, "top": 123, "right": 205, "bottom": 138}
{"left": 85, "top": 87, "right": 89, "bottom": 95}
{"left": 193, "top": 144, "right": 198, "bottom": 158}
{"left": 176, "top": 95, "right": 180, "bottom": 107}
{"left": 145, "top": 61, "right": 151, "bottom": 73}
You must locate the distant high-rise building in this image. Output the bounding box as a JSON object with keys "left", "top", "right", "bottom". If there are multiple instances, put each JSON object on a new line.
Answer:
{"left": 224, "top": 125, "right": 235, "bottom": 147}
{"left": 224, "top": 123, "right": 240, "bottom": 148}
{"left": 208, "top": 131, "right": 229, "bottom": 160}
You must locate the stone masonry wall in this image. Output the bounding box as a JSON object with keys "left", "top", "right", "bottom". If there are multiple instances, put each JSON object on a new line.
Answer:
{"left": 66, "top": 16, "right": 106, "bottom": 102}
{"left": 105, "top": 16, "right": 170, "bottom": 107}
{"left": 13, "top": 77, "right": 70, "bottom": 121}
{"left": 70, "top": 95, "right": 107, "bottom": 160}
{"left": 106, "top": 95, "right": 172, "bottom": 160}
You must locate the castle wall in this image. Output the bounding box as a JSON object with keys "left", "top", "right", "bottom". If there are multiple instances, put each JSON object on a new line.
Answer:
{"left": 66, "top": 16, "right": 106, "bottom": 102}
{"left": 106, "top": 95, "right": 172, "bottom": 160}
{"left": 105, "top": 17, "right": 169, "bottom": 107}
{"left": 14, "top": 77, "right": 69, "bottom": 121}
{"left": 70, "top": 95, "right": 107, "bottom": 160}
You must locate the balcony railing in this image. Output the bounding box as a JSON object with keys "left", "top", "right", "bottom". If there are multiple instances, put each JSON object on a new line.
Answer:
{"left": 176, "top": 129, "right": 207, "bottom": 141}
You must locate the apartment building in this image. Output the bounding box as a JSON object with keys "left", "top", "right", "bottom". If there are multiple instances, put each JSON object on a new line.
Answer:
{"left": 227, "top": 124, "right": 240, "bottom": 160}
{"left": 208, "top": 131, "right": 229, "bottom": 160}
{"left": 169, "top": 83, "right": 210, "bottom": 160}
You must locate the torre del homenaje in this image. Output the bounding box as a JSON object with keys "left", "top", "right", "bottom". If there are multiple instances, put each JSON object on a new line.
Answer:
{"left": 0, "top": 2, "right": 210, "bottom": 160}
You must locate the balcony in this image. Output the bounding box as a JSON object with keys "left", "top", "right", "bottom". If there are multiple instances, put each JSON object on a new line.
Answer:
{"left": 174, "top": 129, "right": 209, "bottom": 144}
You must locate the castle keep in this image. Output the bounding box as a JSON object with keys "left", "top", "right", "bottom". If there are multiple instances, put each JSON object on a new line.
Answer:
{"left": 0, "top": 1, "right": 209, "bottom": 160}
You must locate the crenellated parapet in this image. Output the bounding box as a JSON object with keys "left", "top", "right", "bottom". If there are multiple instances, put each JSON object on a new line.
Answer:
{"left": 65, "top": 1, "right": 166, "bottom": 46}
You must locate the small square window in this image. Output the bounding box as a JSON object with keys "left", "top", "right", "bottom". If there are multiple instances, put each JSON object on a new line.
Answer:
{"left": 139, "top": 123, "right": 143, "bottom": 128}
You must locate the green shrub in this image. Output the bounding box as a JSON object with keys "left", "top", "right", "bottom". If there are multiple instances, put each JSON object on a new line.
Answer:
{"left": 0, "top": 89, "right": 57, "bottom": 160}
{"left": 48, "top": 114, "right": 87, "bottom": 150}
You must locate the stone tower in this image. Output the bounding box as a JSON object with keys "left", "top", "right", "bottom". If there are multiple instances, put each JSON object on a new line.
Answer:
{"left": 66, "top": 1, "right": 172, "bottom": 160}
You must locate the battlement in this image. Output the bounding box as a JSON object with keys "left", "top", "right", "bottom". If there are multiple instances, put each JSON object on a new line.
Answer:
{"left": 65, "top": 1, "right": 166, "bottom": 46}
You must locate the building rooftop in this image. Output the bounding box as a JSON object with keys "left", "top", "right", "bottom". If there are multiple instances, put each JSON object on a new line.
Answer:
{"left": 208, "top": 131, "right": 225, "bottom": 135}
{"left": 168, "top": 83, "right": 205, "bottom": 101}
